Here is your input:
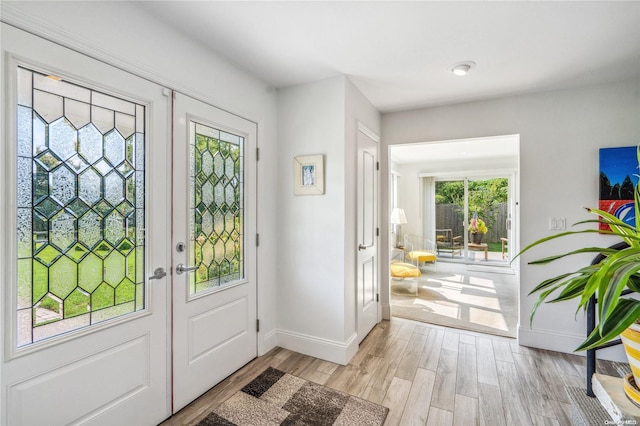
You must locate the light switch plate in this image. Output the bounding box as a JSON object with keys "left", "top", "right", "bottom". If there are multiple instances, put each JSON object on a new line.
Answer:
{"left": 549, "top": 217, "right": 566, "bottom": 230}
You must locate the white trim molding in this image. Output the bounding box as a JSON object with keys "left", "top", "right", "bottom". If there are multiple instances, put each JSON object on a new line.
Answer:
{"left": 518, "top": 326, "right": 627, "bottom": 362}
{"left": 276, "top": 329, "right": 359, "bottom": 365}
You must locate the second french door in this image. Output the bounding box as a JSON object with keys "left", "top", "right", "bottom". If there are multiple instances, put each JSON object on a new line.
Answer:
{"left": 171, "top": 93, "right": 258, "bottom": 412}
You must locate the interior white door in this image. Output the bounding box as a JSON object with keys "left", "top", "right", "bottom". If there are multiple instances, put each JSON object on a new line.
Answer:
{"left": 1, "top": 24, "right": 171, "bottom": 425}
{"left": 356, "top": 127, "right": 379, "bottom": 342}
{"left": 172, "top": 92, "right": 257, "bottom": 412}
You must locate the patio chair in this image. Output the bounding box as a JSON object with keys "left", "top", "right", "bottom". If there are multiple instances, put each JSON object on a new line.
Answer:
{"left": 435, "top": 229, "right": 462, "bottom": 257}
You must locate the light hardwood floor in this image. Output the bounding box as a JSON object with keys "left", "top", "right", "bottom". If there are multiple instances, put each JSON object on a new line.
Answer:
{"left": 161, "top": 317, "right": 619, "bottom": 426}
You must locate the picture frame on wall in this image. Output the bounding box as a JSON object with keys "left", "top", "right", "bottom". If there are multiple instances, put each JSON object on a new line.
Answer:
{"left": 294, "top": 154, "right": 324, "bottom": 195}
{"left": 599, "top": 145, "right": 638, "bottom": 231}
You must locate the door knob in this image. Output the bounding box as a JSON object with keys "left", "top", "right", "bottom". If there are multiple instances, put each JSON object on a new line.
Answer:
{"left": 148, "top": 267, "right": 167, "bottom": 280}
{"left": 176, "top": 263, "right": 199, "bottom": 274}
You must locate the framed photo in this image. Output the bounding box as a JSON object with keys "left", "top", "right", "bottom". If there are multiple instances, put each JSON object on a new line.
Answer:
{"left": 294, "top": 154, "right": 324, "bottom": 195}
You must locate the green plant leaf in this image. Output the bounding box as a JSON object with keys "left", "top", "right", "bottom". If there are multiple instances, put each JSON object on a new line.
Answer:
{"left": 597, "top": 249, "right": 640, "bottom": 324}
{"left": 528, "top": 247, "right": 621, "bottom": 265}
{"left": 627, "top": 274, "right": 640, "bottom": 292}
{"left": 599, "top": 260, "right": 640, "bottom": 333}
{"left": 550, "top": 275, "right": 590, "bottom": 302}
{"left": 577, "top": 299, "right": 640, "bottom": 351}
{"left": 528, "top": 272, "right": 577, "bottom": 295}
{"left": 529, "top": 282, "right": 568, "bottom": 326}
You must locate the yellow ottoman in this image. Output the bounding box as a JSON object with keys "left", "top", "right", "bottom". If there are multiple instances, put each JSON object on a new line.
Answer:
{"left": 406, "top": 250, "right": 437, "bottom": 264}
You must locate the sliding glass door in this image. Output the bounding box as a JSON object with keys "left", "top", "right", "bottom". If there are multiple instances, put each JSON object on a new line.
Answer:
{"left": 433, "top": 175, "right": 512, "bottom": 265}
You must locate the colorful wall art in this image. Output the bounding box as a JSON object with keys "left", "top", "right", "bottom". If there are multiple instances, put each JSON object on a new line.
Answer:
{"left": 599, "top": 146, "right": 639, "bottom": 231}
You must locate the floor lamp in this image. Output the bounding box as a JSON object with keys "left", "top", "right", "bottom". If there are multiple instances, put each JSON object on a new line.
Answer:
{"left": 390, "top": 208, "right": 407, "bottom": 248}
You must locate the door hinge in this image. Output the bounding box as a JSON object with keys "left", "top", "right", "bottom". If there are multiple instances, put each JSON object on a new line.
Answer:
{"left": 256, "top": 147, "right": 260, "bottom": 161}
{"left": 376, "top": 161, "right": 379, "bottom": 171}
{"left": 376, "top": 293, "right": 379, "bottom": 302}
{"left": 256, "top": 233, "right": 260, "bottom": 246}
{"left": 376, "top": 227, "right": 380, "bottom": 237}
{"left": 257, "top": 319, "right": 260, "bottom": 333}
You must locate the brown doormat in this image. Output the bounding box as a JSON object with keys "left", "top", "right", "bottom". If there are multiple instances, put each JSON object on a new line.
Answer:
{"left": 198, "top": 367, "right": 388, "bottom": 426}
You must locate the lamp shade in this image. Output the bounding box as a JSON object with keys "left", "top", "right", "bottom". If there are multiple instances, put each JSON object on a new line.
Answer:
{"left": 390, "top": 208, "right": 407, "bottom": 225}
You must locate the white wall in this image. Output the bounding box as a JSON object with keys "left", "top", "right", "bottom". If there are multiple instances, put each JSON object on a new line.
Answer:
{"left": 276, "top": 76, "right": 380, "bottom": 364}
{"left": 382, "top": 77, "right": 640, "bottom": 359}
{"left": 276, "top": 76, "right": 348, "bottom": 362}
{"left": 0, "top": 1, "right": 280, "bottom": 354}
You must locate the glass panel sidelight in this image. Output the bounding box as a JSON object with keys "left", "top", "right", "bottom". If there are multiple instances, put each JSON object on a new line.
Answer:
{"left": 15, "top": 67, "right": 146, "bottom": 347}
{"left": 189, "top": 121, "right": 244, "bottom": 295}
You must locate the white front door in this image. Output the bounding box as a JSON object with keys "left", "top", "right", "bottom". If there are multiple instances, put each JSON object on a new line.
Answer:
{"left": 1, "top": 24, "right": 171, "bottom": 425}
{"left": 171, "top": 93, "right": 258, "bottom": 412}
{"left": 356, "top": 126, "right": 379, "bottom": 342}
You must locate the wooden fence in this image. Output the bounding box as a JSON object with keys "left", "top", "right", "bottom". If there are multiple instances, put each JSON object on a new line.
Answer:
{"left": 435, "top": 203, "right": 509, "bottom": 244}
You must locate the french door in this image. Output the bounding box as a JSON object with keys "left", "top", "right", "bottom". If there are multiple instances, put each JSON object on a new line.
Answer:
{"left": 1, "top": 24, "right": 171, "bottom": 425}
{"left": 2, "top": 25, "right": 259, "bottom": 424}
{"left": 171, "top": 93, "right": 258, "bottom": 412}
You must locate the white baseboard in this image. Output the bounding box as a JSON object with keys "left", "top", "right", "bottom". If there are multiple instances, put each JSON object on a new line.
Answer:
{"left": 276, "top": 329, "right": 359, "bottom": 365}
{"left": 259, "top": 328, "right": 278, "bottom": 357}
{"left": 381, "top": 303, "right": 391, "bottom": 320}
{"left": 518, "top": 326, "right": 627, "bottom": 362}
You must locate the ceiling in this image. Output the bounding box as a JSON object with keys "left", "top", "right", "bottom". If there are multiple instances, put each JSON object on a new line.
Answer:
{"left": 135, "top": 1, "right": 640, "bottom": 113}
{"left": 390, "top": 135, "right": 519, "bottom": 165}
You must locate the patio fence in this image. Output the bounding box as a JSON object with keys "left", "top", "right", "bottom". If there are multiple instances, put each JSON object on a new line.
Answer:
{"left": 435, "top": 203, "right": 509, "bottom": 244}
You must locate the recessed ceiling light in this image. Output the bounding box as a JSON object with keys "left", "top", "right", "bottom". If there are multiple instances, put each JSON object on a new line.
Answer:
{"left": 451, "top": 61, "right": 476, "bottom": 76}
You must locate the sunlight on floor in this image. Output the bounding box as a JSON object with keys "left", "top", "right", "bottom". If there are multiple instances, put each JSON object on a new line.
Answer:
{"left": 391, "top": 262, "right": 518, "bottom": 337}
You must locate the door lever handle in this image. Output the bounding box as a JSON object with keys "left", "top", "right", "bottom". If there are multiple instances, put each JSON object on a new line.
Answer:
{"left": 358, "top": 244, "right": 371, "bottom": 251}
{"left": 176, "top": 263, "right": 199, "bottom": 274}
{"left": 149, "top": 267, "right": 167, "bottom": 280}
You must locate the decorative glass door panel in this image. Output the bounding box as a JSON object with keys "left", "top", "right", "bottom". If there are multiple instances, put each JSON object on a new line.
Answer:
{"left": 189, "top": 121, "right": 244, "bottom": 295}
{"left": 16, "top": 66, "right": 146, "bottom": 347}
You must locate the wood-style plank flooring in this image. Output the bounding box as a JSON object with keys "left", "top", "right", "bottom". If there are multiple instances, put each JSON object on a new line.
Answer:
{"left": 161, "top": 317, "right": 619, "bottom": 426}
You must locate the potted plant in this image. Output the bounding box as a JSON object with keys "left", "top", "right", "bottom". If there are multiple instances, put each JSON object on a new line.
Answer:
{"left": 469, "top": 212, "right": 488, "bottom": 244}
{"left": 518, "top": 145, "right": 640, "bottom": 402}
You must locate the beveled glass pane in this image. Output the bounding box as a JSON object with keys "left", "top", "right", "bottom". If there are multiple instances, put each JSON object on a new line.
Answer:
{"left": 33, "top": 113, "right": 47, "bottom": 156}
{"left": 17, "top": 68, "right": 33, "bottom": 107}
{"left": 17, "top": 106, "right": 33, "bottom": 157}
{"left": 17, "top": 157, "right": 32, "bottom": 208}
{"left": 17, "top": 259, "right": 32, "bottom": 309}
{"left": 104, "top": 130, "right": 125, "bottom": 166}
{"left": 50, "top": 165, "right": 76, "bottom": 205}
{"left": 33, "top": 90, "right": 63, "bottom": 123}
{"left": 49, "top": 118, "right": 77, "bottom": 161}
{"left": 91, "top": 105, "right": 114, "bottom": 134}
{"left": 115, "top": 112, "right": 135, "bottom": 139}
{"left": 50, "top": 211, "right": 76, "bottom": 251}
{"left": 78, "top": 124, "right": 103, "bottom": 165}
{"left": 189, "top": 120, "right": 244, "bottom": 295}
{"left": 15, "top": 67, "right": 146, "bottom": 347}
{"left": 33, "top": 72, "right": 91, "bottom": 103}
{"left": 104, "top": 172, "right": 124, "bottom": 206}
{"left": 135, "top": 105, "right": 144, "bottom": 133}
{"left": 65, "top": 98, "right": 91, "bottom": 130}
{"left": 17, "top": 208, "right": 32, "bottom": 258}
{"left": 92, "top": 91, "right": 135, "bottom": 115}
